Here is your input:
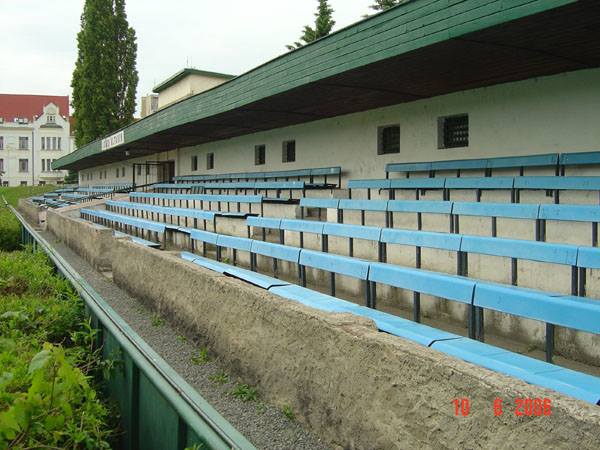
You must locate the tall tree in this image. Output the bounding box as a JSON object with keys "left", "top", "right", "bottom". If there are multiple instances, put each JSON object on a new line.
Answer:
{"left": 287, "top": 0, "right": 335, "bottom": 50}
{"left": 71, "top": 0, "right": 138, "bottom": 148}
{"left": 370, "top": 0, "right": 403, "bottom": 12}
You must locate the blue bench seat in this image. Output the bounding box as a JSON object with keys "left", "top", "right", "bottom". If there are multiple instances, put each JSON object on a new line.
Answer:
{"left": 431, "top": 338, "right": 600, "bottom": 405}
{"left": 445, "top": 177, "right": 514, "bottom": 189}
{"left": 368, "top": 263, "right": 476, "bottom": 303}
{"left": 474, "top": 282, "right": 600, "bottom": 334}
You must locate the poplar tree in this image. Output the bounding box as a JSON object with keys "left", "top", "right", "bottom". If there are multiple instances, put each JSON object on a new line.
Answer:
{"left": 287, "top": 0, "right": 335, "bottom": 50}
{"left": 71, "top": 0, "right": 138, "bottom": 148}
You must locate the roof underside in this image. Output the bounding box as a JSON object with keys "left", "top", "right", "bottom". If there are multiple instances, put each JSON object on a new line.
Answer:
{"left": 56, "top": 0, "right": 600, "bottom": 171}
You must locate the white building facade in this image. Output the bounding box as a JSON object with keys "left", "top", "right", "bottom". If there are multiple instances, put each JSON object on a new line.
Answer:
{"left": 0, "top": 95, "right": 71, "bottom": 186}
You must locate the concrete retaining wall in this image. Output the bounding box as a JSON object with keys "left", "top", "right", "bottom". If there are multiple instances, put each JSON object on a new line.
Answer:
{"left": 46, "top": 208, "right": 115, "bottom": 271}
{"left": 108, "top": 239, "right": 600, "bottom": 449}
{"left": 18, "top": 199, "right": 44, "bottom": 226}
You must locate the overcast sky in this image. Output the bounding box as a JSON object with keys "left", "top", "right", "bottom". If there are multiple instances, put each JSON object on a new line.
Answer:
{"left": 1, "top": 1, "right": 376, "bottom": 114}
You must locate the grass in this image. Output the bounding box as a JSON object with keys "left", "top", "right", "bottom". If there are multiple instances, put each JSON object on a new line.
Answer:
{"left": 282, "top": 404, "right": 295, "bottom": 421}
{"left": 230, "top": 383, "right": 259, "bottom": 402}
{"left": 0, "top": 185, "right": 57, "bottom": 252}
{"left": 151, "top": 314, "right": 165, "bottom": 327}
{"left": 191, "top": 347, "right": 210, "bottom": 365}
{"left": 208, "top": 371, "right": 229, "bottom": 385}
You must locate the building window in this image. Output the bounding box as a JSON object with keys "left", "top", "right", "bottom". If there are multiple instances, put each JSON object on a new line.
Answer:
{"left": 0, "top": 159, "right": 3, "bottom": 172}
{"left": 116, "top": 168, "right": 119, "bottom": 178}
{"left": 19, "top": 159, "right": 28, "bottom": 172}
{"left": 57, "top": 137, "right": 61, "bottom": 150}
{"left": 41, "top": 137, "right": 45, "bottom": 150}
{"left": 19, "top": 137, "right": 29, "bottom": 150}
{"left": 47, "top": 115, "right": 55, "bottom": 123}
{"left": 42, "top": 159, "right": 46, "bottom": 172}
{"left": 145, "top": 165, "right": 150, "bottom": 176}
{"left": 191, "top": 155, "right": 198, "bottom": 171}
{"left": 52, "top": 137, "right": 57, "bottom": 150}
{"left": 104, "top": 170, "right": 107, "bottom": 179}
{"left": 121, "top": 167, "right": 125, "bottom": 177}
{"left": 438, "top": 114, "right": 469, "bottom": 149}
{"left": 20, "top": 181, "right": 27, "bottom": 186}
{"left": 282, "top": 140, "right": 295, "bottom": 163}
{"left": 0, "top": 136, "right": 3, "bottom": 150}
{"left": 2, "top": 181, "right": 8, "bottom": 186}
{"left": 206, "top": 153, "right": 214, "bottom": 170}
{"left": 39, "top": 181, "right": 46, "bottom": 186}
{"left": 255, "top": 145, "right": 266, "bottom": 165}
{"left": 377, "top": 125, "right": 400, "bottom": 155}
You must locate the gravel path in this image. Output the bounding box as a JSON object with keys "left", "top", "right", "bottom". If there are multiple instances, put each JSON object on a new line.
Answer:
{"left": 39, "top": 229, "right": 331, "bottom": 450}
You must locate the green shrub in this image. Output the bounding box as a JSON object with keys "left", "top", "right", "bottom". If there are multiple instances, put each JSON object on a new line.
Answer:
{"left": 0, "top": 250, "right": 115, "bottom": 448}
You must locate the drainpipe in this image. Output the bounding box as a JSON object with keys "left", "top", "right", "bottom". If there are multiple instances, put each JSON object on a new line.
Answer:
{"left": 31, "top": 129, "right": 35, "bottom": 186}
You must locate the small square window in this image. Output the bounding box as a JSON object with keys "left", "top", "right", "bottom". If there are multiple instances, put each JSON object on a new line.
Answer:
{"left": 438, "top": 114, "right": 469, "bottom": 149}
{"left": 282, "top": 140, "right": 295, "bottom": 163}
{"left": 206, "top": 153, "right": 214, "bottom": 170}
{"left": 377, "top": 125, "right": 400, "bottom": 155}
{"left": 255, "top": 145, "right": 266, "bottom": 165}
{"left": 191, "top": 155, "right": 198, "bottom": 171}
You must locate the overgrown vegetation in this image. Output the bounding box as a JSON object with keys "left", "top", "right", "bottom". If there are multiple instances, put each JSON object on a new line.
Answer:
{"left": 0, "top": 251, "right": 116, "bottom": 448}
{"left": 0, "top": 187, "right": 116, "bottom": 447}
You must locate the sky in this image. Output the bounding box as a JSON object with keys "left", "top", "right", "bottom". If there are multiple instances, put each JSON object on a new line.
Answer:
{"left": 1, "top": 0, "right": 377, "bottom": 114}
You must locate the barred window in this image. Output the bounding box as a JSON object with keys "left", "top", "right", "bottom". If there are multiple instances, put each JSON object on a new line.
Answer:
{"left": 438, "top": 114, "right": 469, "bottom": 149}
{"left": 377, "top": 125, "right": 400, "bottom": 155}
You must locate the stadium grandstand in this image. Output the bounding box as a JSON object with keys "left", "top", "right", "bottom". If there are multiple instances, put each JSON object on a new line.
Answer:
{"left": 18, "top": 0, "right": 600, "bottom": 448}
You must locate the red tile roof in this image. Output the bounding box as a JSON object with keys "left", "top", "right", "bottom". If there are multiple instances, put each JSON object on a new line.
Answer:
{"left": 0, "top": 94, "right": 69, "bottom": 122}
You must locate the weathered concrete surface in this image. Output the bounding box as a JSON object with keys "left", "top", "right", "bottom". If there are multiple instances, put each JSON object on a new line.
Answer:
{"left": 109, "top": 239, "right": 600, "bottom": 450}
{"left": 46, "top": 208, "right": 115, "bottom": 271}
{"left": 18, "top": 198, "right": 44, "bottom": 226}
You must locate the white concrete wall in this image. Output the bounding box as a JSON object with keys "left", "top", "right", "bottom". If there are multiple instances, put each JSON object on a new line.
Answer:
{"left": 80, "top": 68, "right": 600, "bottom": 187}
{"left": 157, "top": 73, "right": 232, "bottom": 110}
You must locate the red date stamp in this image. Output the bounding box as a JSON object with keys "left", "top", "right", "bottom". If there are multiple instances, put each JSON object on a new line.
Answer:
{"left": 452, "top": 397, "right": 552, "bottom": 416}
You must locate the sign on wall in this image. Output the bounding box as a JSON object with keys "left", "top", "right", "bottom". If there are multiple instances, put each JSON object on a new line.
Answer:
{"left": 101, "top": 130, "right": 125, "bottom": 151}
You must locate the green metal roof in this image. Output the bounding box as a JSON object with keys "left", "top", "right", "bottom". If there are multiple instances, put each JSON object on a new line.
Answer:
{"left": 56, "top": 0, "right": 595, "bottom": 171}
{"left": 152, "top": 68, "right": 236, "bottom": 93}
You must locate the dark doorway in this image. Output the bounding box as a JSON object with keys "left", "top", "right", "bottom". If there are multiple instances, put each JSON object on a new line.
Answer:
{"left": 132, "top": 160, "right": 175, "bottom": 186}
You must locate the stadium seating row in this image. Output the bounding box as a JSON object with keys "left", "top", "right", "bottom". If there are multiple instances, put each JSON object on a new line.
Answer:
{"left": 385, "top": 151, "right": 600, "bottom": 177}
{"left": 174, "top": 166, "right": 342, "bottom": 187}
{"left": 80, "top": 207, "right": 600, "bottom": 363}
{"left": 348, "top": 176, "right": 600, "bottom": 203}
